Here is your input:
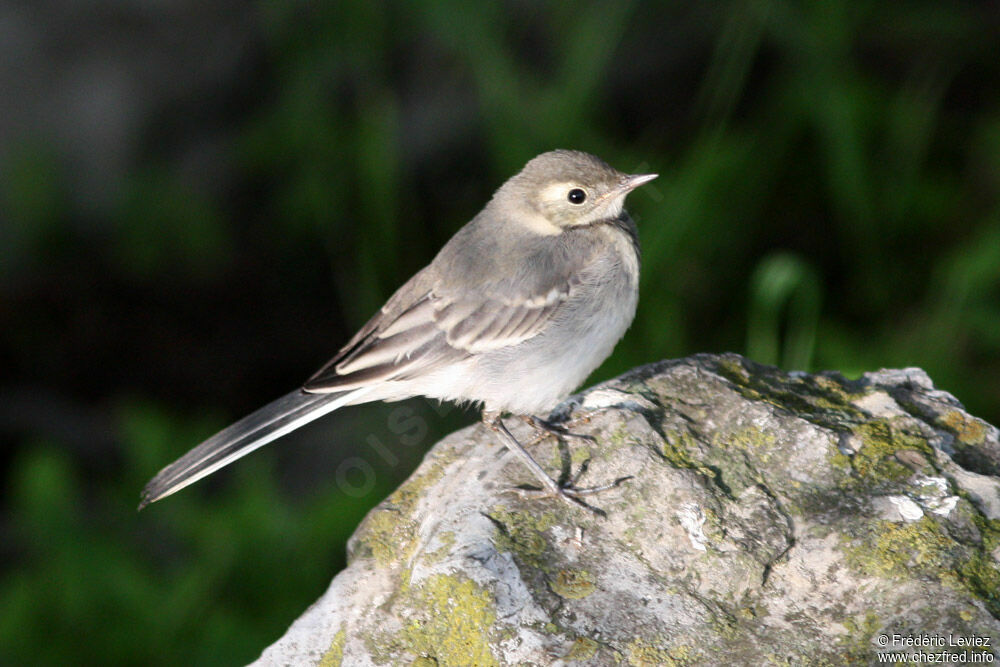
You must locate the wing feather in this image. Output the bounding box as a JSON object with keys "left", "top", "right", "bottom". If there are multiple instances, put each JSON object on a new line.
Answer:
{"left": 305, "top": 265, "right": 582, "bottom": 391}
{"left": 433, "top": 283, "right": 570, "bottom": 353}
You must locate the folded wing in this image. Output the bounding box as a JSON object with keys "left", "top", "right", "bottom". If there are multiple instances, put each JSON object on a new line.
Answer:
{"left": 303, "top": 274, "right": 579, "bottom": 391}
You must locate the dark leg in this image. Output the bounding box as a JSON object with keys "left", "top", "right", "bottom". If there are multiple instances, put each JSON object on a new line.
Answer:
{"left": 482, "top": 410, "right": 630, "bottom": 511}
{"left": 520, "top": 415, "right": 596, "bottom": 447}
{"left": 483, "top": 410, "right": 563, "bottom": 495}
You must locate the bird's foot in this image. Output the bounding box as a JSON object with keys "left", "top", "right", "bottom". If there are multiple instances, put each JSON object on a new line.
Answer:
{"left": 484, "top": 411, "right": 630, "bottom": 515}
{"left": 521, "top": 414, "right": 595, "bottom": 448}
{"left": 503, "top": 459, "right": 633, "bottom": 516}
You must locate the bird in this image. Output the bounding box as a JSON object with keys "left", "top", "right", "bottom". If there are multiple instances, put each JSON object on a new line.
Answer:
{"left": 139, "top": 150, "right": 657, "bottom": 510}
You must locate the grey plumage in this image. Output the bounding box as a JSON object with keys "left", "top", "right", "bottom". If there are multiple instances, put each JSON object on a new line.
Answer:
{"left": 140, "top": 150, "right": 656, "bottom": 510}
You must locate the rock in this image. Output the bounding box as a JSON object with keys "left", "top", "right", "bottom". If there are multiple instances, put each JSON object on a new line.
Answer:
{"left": 254, "top": 354, "right": 1000, "bottom": 665}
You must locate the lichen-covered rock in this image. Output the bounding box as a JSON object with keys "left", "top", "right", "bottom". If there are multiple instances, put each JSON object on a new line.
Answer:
{"left": 254, "top": 354, "right": 1000, "bottom": 666}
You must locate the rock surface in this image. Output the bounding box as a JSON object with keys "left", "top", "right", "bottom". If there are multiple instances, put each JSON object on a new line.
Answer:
{"left": 254, "top": 354, "right": 1000, "bottom": 666}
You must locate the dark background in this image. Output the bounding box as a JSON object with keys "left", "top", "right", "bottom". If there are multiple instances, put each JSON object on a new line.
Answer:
{"left": 3, "top": 1, "right": 999, "bottom": 664}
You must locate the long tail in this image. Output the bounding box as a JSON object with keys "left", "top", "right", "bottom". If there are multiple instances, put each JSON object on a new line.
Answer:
{"left": 138, "top": 386, "right": 375, "bottom": 509}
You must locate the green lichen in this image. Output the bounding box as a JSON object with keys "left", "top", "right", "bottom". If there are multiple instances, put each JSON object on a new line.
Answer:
{"left": 725, "top": 428, "right": 778, "bottom": 464}
{"left": 699, "top": 505, "right": 727, "bottom": 543}
{"left": 844, "top": 518, "right": 955, "bottom": 579}
{"left": 699, "top": 427, "right": 783, "bottom": 494}
{"left": 425, "top": 531, "right": 456, "bottom": 563}
{"left": 549, "top": 569, "right": 596, "bottom": 599}
{"left": 661, "top": 431, "right": 715, "bottom": 478}
{"left": 838, "top": 610, "right": 881, "bottom": 663}
{"left": 713, "top": 356, "right": 867, "bottom": 427}
{"left": 571, "top": 443, "right": 593, "bottom": 465}
{"left": 839, "top": 419, "right": 935, "bottom": 487}
{"left": 362, "top": 616, "right": 410, "bottom": 663}
{"left": 737, "top": 601, "right": 768, "bottom": 620}
{"left": 565, "top": 637, "right": 599, "bottom": 661}
{"left": 401, "top": 573, "right": 497, "bottom": 666}
{"left": 827, "top": 447, "right": 852, "bottom": 471}
{"left": 625, "top": 638, "right": 691, "bottom": 666}
{"left": 602, "top": 425, "right": 628, "bottom": 452}
{"left": 938, "top": 410, "right": 989, "bottom": 446}
{"left": 969, "top": 513, "right": 1000, "bottom": 553}
{"left": 547, "top": 418, "right": 635, "bottom": 471}
{"left": 543, "top": 435, "right": 595, "bottom": 470}
{"left": 844, "top": 512, "right": 1000, "bottom": 618}
{"left": 488, "top": 505, "right": 557, "bottom": 568}
{"left": 353, "top": 461, "right": 447, "bottom": 566}
{"left": 359, "top": 511, "right": 418, "bottom": 566}
{"left": 387, "top": 460, "right": 448, "bottom": 514}
{"left": 319, "top": 628, "right": 346, "bottom": 667}
{"left": 717, "top": 356, "right": 750, "bottom": 381}
{"left": 957, "top": 550, "right": 1000, "bottom": 617}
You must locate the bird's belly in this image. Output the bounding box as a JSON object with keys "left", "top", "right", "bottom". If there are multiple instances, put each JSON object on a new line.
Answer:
{"left": 439, "top": 268, "right": 638, "bottom": 415}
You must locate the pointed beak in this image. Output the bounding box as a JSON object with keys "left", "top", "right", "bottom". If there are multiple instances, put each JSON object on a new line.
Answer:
{"left": 620, "top": 173, "right": 658, "bottom": 193}
{"left": 594, "top": 172, "right": 659, "bottom": 209}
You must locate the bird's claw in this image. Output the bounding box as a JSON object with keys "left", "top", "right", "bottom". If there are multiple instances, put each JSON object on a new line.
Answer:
{"left": 502, "top": 471, "right": 634, "bottom": 516}
{"left": 522, "top": 415, "right": 596, "bottom": 447}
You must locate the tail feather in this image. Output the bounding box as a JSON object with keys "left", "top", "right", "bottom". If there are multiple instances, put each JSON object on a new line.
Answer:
{"left": 138, "top": 386, "right": 375, "bottom": 509}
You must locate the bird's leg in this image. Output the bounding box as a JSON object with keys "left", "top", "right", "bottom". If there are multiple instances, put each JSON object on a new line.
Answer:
{"left": 521, "top": 415, "right": 631, "bottom": 495}
{"left": 520, "top": 415, "right": 596, "bottom": 447}
{"left": 482, "top": 411, "right": 630, "bottom": 512}
{"left": 484, "top": 410, "right": 564, "bottom": 496}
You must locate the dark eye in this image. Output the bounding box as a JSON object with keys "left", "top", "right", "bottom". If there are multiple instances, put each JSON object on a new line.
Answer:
{"left": 567, "top": 188, "right": 587, "bottom": 204}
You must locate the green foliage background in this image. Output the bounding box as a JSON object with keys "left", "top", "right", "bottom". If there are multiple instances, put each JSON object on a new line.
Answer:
{"left": 2, "top": 1, "right": 999, "bottom": 664}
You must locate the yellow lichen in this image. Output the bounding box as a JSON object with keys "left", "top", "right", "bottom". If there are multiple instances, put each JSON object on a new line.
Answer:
{"left": 425, "top": 531, "right": 456, "bottom": 563}
{"left": 353, "top": 462, "right": 447, "bottom": 566}
{"left": 725, "top": 428, "right": 778, "bottom": 463}
{"left": 402, "top": 574, "right": 497, "bottom": 666}
{"left": 319, "top": 628, "right": 346, "bottom": 667}
{"left": 625, "top": 639, "right": 691, "bottom": 666}
{"left": 844, "top": 518, "right": 953, "bottom": 578}
{"left": 488, "top": 506, "right": 557, "bottom": 567}
{"left": 565, "top": 637, "right": 599, "bottom": 661}
{"left": 661, "top": 432, "right": 715, "bottom": 477}
{"left": 716, "top": 357, "right": 750, "bottom": 384}
{"left": 841, "top": 419, "right": 933, "bottom": 485}
{"left": 549, "top": 569, "right": 596, "bottom": 599}
{"left": 938, "top": 410, "right": 988, "bottom": 446}
{"left": 838, "top": 610, "right": 881, "bottom": 662}
{"left": 359, "top": 510, "right": 418, "bottom": 567}
{"left": 957, "top": 551, "right": 1000, "bottom": 615}
{"left": 844, "top": 514, "right": 1000, "bottom": 617}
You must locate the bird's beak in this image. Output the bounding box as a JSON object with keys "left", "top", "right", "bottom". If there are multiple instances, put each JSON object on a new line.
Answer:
{"left": 619, "top": 173, "right": 658, "bottom": 193}
{"left": 593, "top": 172, "right": 659, "bottom": 211}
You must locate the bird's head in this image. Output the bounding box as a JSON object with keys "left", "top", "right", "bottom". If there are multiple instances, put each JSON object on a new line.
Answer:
{"left": 493, "top": 150, "right": 657, "bottom": 234}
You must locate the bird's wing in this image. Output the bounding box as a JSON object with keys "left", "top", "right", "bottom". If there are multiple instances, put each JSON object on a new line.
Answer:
{"left": 304, "top": 215, "right": 608, "bottom": 393}
{"left": 431, "top": 277, "right": 578, "bottom": 353}
{"left": 302, "top": 273, "right": 581, "bottom": 391}
{"left": 139, "top": 262, "right": 580, "bottom": 507}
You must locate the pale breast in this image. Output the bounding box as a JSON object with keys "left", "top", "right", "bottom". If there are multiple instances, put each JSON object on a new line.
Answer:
{"left": 459, "top": 221, "right": 640, "bottom": 414}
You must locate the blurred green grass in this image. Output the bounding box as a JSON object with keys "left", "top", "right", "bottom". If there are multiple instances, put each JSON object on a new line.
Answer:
{"left": 0, "top": 401, "right": 393, "bottom": 665}
{"left": 2, "top": 1, "right": 999, "bottom": 664}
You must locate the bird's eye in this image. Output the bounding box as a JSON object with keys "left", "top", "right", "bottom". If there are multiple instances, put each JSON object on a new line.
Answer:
{"left": 567, "top": 188, "right": 587, "bottom": 204}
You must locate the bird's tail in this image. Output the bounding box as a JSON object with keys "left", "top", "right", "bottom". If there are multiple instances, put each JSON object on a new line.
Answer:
{"left": 138, "top": 386, "right": 375, "bottom": 509}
